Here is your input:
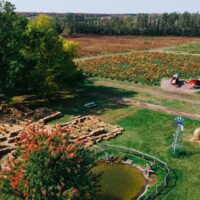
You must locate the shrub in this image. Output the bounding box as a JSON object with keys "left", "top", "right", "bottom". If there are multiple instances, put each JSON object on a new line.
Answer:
{"left": 0, "top": 124, "right": 99, "bottom": 200}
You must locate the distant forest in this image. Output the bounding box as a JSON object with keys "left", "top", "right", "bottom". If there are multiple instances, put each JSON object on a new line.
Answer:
{"left": 19, "top": 12, "right": 200, "bottom": 36}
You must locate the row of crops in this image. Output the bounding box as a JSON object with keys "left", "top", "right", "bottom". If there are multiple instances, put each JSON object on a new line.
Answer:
{"left": 77, "top": 52, "right": 200, "bottom": 85}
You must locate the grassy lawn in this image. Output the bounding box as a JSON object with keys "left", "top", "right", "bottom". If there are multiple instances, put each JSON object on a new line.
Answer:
{"left": 169, "top": 42, "right": 200, "bottom": 54}
{"left": 101, "top": 109, "right": 200, "bottom": 200}
{"left": 8, "top": 79, "right": 200, "bottom": 123}
{"left": 46, "top": 80, "right": 200, "bottom": 200}
{"left": 1, "top": 108, "right": 199, "bottom": 200}
{"left": 2, "top": 80, "right": 200, "bottom": 200}
{"left": 92, "top": 78, "right": 200, "bottom": 115}
{"left": 30, "top": 82, "right": 138, "bottom": 124}
{"left": 46, "top": 79, "right": 200, "bottom": 124}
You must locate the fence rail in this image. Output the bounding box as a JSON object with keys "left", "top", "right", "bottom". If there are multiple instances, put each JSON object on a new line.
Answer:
{"left": 96, "top": 144, "right": 170, "bottom": 200}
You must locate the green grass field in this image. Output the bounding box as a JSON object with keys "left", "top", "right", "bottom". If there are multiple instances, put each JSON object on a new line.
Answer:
{"left": 101, "top": 109, "right": 200, "bottom": 200}
{"left": 2, "top": 78, "right": 200, "bottom": 200}
{"left": 169, "top": 42, "right": 200, "bottom": 54}
{"left": 46, "top": 81, "right": 200, "bottom": 200}
{"left": 27, "top": 79, "right": 200, "bottom": 124}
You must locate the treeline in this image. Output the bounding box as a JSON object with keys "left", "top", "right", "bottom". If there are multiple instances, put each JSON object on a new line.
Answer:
{"left": 51, "top": 13, "right": 200, "bottom": 36}
{"left": 0, "top": 1, "right": 82, "bottom": 96}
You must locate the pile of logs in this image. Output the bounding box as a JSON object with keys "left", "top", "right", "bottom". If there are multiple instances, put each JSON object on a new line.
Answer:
{"left": 0, "top": 114, "right": 124, "bottom": 170}
{"left": 0, "top": 127, "right": 21, "bottom": 169}
{"left": 0, "top": 103, "right": 62, "bottom": 123}
{"left": 62, "top": 115, "right": 124, "bottom": 147}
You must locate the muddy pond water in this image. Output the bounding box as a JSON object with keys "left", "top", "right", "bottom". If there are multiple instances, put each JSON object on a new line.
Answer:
{"left": 92, "top": 162, "right": 147, "bottom": 200}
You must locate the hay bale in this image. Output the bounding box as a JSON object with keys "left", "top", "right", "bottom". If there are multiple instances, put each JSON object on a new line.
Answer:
{"left": 192, "top": 128, "right": 200, "bottom": 141}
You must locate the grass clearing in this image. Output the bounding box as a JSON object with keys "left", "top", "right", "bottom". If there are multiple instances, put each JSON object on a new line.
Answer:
{"left": 169, "top": 42, "right": 200, "bottom": 54}
{"left": 91, "top": 78, "right": 200, "bottom": 115}
{"left": 2, "top": 79, "right": 200, "bottom": 200}
{"left": 43, "top": 80, "right": 200, "bottom": 125}
{"left": 101, "top": 109, "right": 200, "bottom": 200}
{"left": 30, "top": 83, "right": 137, "bottom": 124}
{"left": 32, "top": 79, "right": 200, "bottom": 124}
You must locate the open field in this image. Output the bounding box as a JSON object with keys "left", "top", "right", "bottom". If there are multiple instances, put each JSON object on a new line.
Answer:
{"left": 168, "top": 42, "right": 200, "bottom": 54}
{"left": 92, "top": 78, "right": 200, "bottom": 117}
{"left": 77, "top": 52, "right": 200, "bottom": 85}
{"left": 66, "top": 35, "right": 200, "bottom": 57}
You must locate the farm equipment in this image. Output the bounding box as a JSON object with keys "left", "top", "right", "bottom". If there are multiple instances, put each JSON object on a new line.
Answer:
{"left": 171, "top": 73, "right": 179, "bottom": 86}
{"left": 185, "top": 79, "right": 200, "bottom": 88}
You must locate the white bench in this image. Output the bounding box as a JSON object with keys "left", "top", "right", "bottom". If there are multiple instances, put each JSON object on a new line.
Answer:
{"left": 84, "top": 102, "right": 97, "bottom": 108}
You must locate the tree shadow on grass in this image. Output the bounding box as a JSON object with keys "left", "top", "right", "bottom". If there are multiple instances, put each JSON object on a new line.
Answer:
{"left": 182, "top": 150, "right": 200, "bottom": 157}
{"left": 27, "top": 80, "right": 138, "bottom": 120}
{"left": 155, "top": 168, "right": 178, "bottom": 200}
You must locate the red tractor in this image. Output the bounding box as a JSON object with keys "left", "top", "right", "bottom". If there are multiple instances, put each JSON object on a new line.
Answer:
{"left": 185, "top": 79, "right": 200, "bottom": 89}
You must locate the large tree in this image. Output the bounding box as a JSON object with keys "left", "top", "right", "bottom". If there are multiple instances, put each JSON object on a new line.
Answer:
{"left": 0, "top": 1, "right": 28, "bottom": 92}
{"left": 23, "top": 15, "right": 80, "bottom": 95}
{"left": 0, "top": 1, "right": 82, "bottom": 96}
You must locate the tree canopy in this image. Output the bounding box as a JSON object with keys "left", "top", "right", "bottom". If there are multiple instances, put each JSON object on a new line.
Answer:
{"left": 0, "top": 1, "right": 28, "bottom": 92}
{"left": 0, "top": 1, "right": 82, "bottom": 96}
{"left": 52, "top": 12, "right": 200, "bottom": 36}
{"left": 24, "top": 15, "right": 80, "bottom": 94}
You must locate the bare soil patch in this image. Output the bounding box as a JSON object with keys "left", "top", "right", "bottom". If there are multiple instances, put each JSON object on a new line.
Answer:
{"left": 161, "top": 79, "right": 200, "bottom": 94}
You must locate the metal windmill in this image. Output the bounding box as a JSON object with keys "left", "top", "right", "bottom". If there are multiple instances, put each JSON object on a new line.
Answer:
{"left": 172, "top": 116, "right": 184, "bottom": 154}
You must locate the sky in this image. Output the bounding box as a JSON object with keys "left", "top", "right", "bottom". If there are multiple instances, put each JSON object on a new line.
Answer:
{"left": 10, "top": 0, "right": 200, "bottom": 14}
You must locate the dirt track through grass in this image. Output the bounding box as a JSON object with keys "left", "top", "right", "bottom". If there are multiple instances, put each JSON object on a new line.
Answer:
{"left": 119, "top": 98, "right": 200, "bottom": 121}
{"left": 91, "top": 92, "right": 200, "bottom": 121}
{"left": 93, "top": 78, "right": 200, "bottom": 105}
{"left": 87, "top": 78, "right": 200, "bottom": 121}
{"left": 149, "top": 48, "right": 200, "bottom": 56}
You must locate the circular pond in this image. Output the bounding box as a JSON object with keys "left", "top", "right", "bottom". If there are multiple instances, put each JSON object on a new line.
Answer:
{"left": 92, "top": 162, "right": 147, "bottom": 200}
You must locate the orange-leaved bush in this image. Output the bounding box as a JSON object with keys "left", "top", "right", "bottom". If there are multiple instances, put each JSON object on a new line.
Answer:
{"left": 0, "top": 123, "right": 99, "bottom": 200}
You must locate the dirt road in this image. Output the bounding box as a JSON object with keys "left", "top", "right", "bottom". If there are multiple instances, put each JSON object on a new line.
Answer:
{"left": 119, "top": 98, "right": 200, "bottom": 121}
{"left": 94, "top": 78, "right": 200, "bottom": 105}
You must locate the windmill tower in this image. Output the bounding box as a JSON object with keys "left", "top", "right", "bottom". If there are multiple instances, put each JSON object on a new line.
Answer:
{"left": 172, "top": 116, "right": 184, "bottom": 154}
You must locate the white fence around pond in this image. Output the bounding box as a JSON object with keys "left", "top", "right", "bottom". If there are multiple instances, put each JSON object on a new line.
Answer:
{"left": 96, "top": 144, "right": 170, "bottom": 200}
